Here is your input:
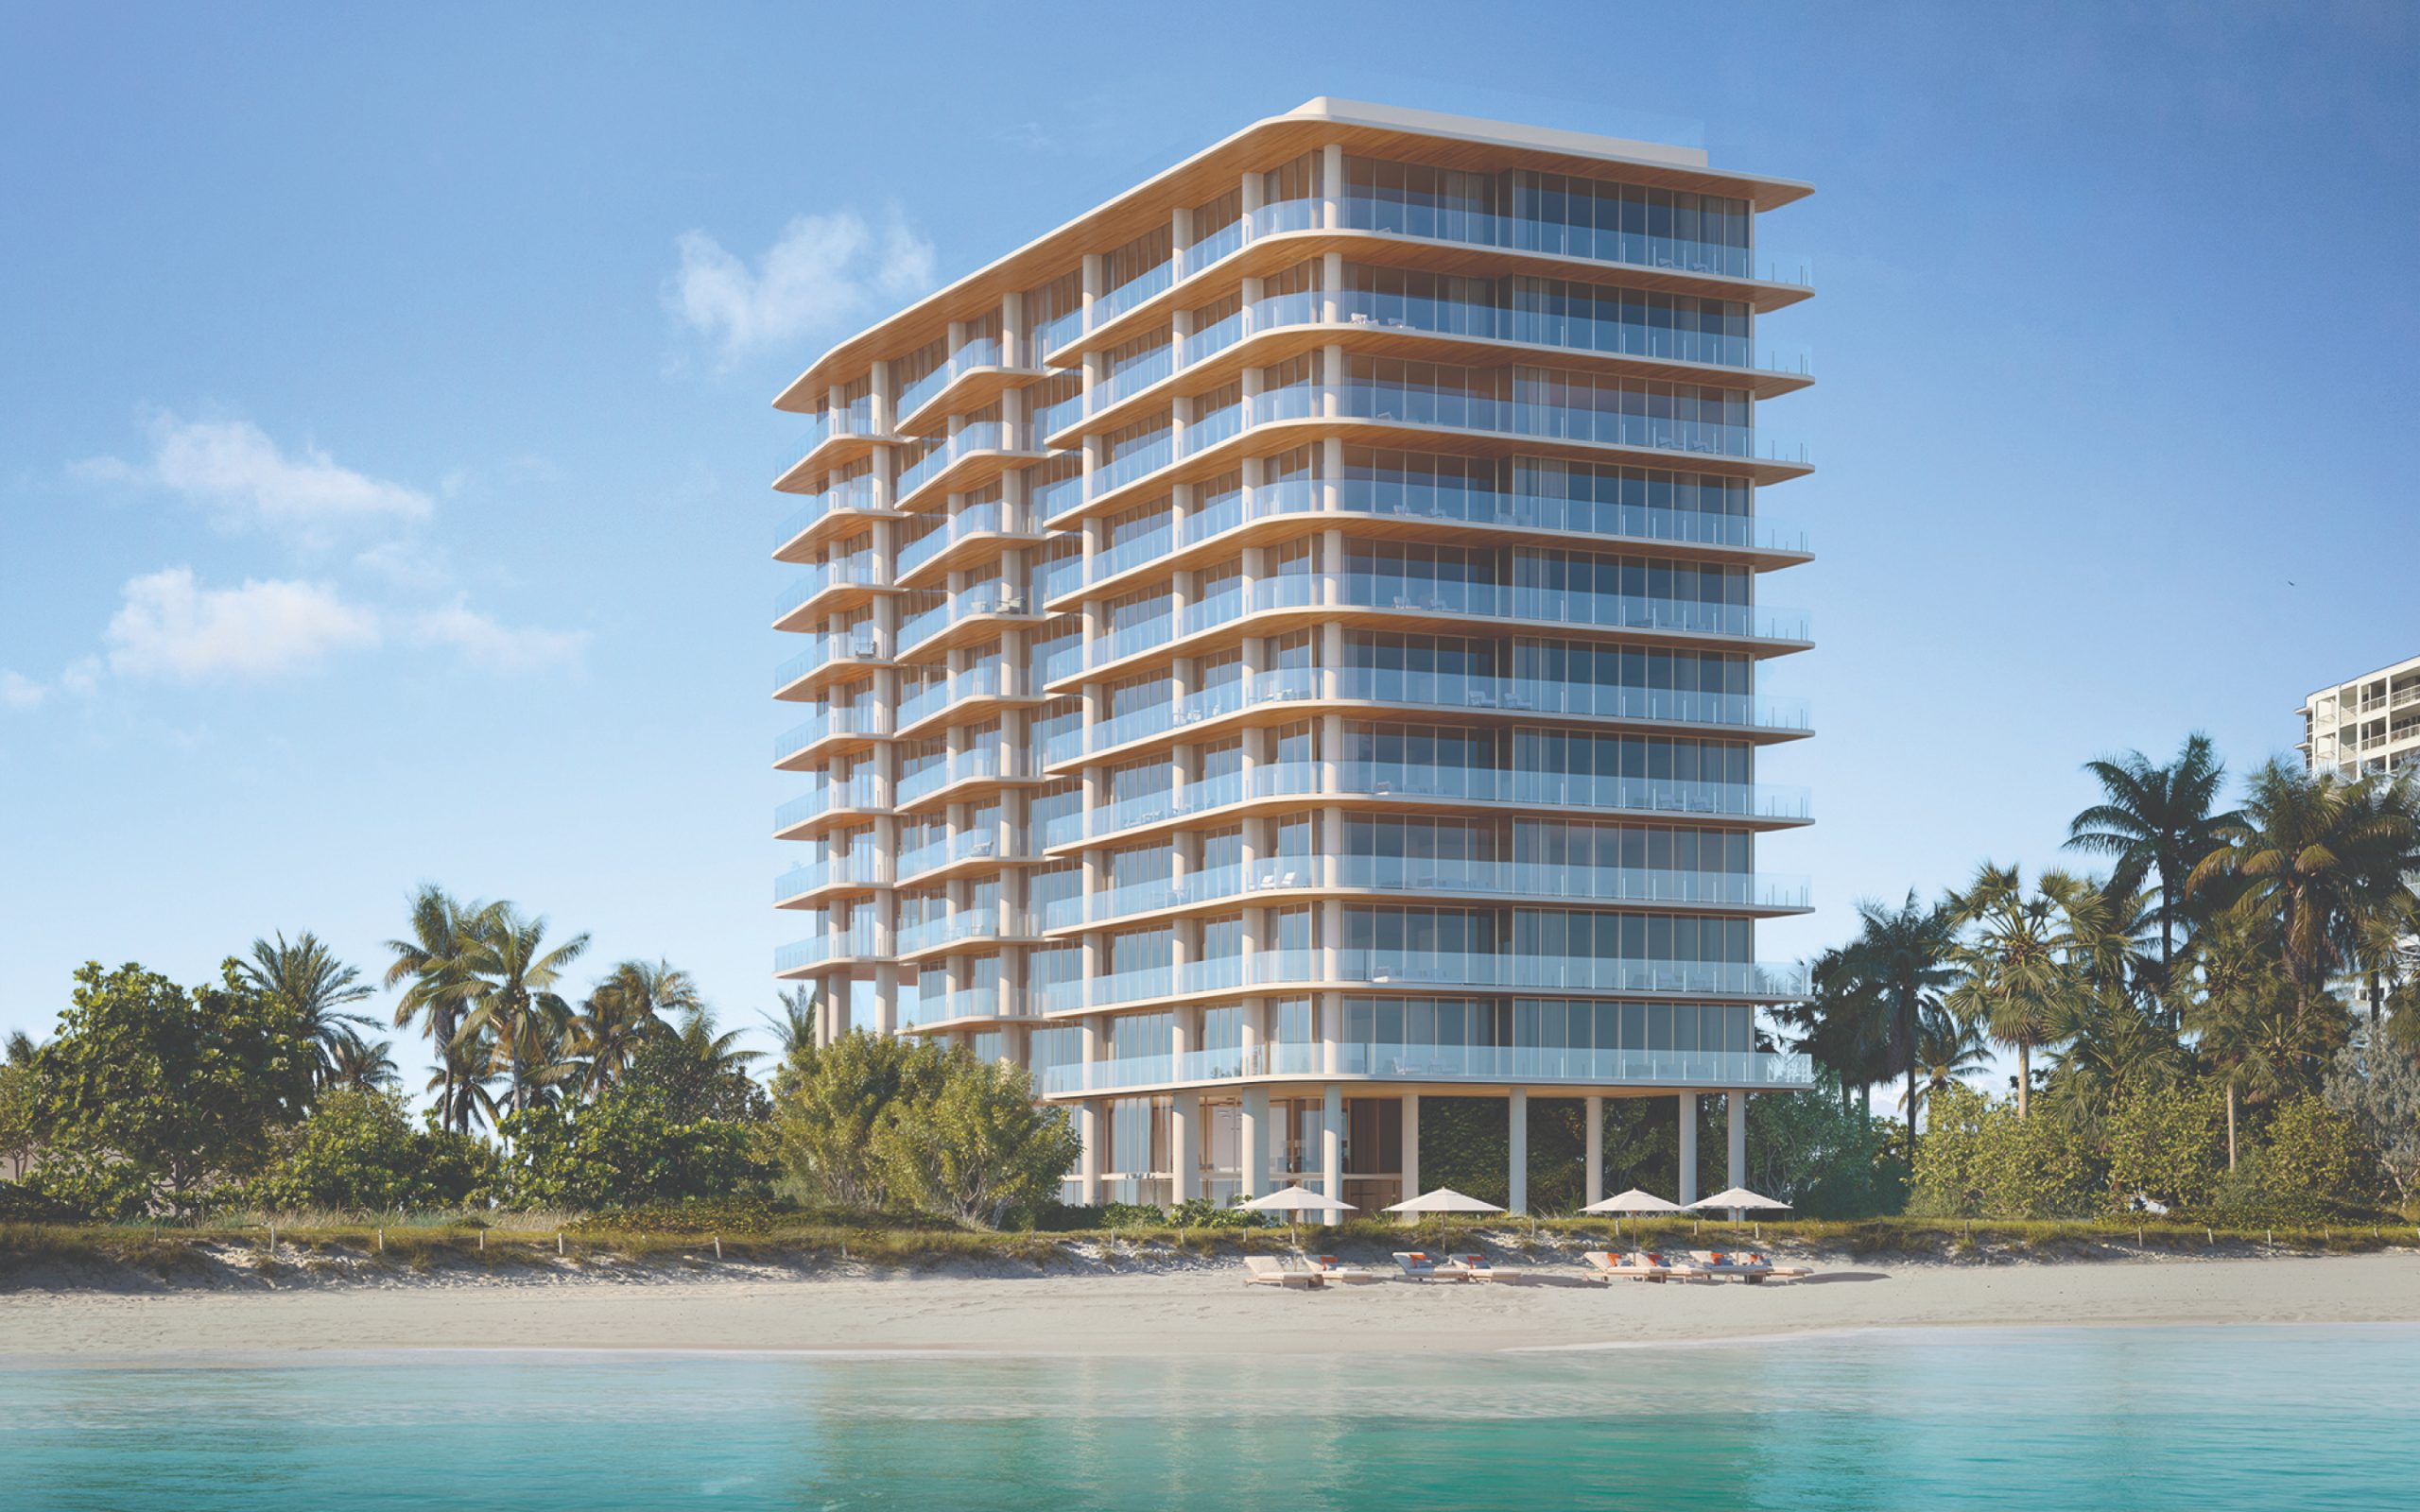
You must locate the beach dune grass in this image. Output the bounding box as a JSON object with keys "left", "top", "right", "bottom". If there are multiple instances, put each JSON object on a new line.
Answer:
{"left": 5, "top": 1211, "right": 2415, "bottom": 1287}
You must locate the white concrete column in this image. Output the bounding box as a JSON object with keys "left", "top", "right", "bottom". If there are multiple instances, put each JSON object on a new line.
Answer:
{"left": 1585, "top": 1094, "right": 1605, "bottom": 1207}
{"left": 1172, "top": 1089, "right": 1199, "bottom": 1202}
{"left": 1728, "top": 1091, "right": 1747, "bottom": 1194}
{"left": 1508, "top": 1088, "right": 1529, "bottom": 1215}
{"left": 1078, "top": 1101, "right": 1102, "bottom": 1206}
{"left": 1321, "top": 142, "right": 1343, "bottom": 229}
{"left": 1240, "top": 1085, "right": 1269, "bottom": 1198}
{"left": 1399, "top": 1093, "right": 1420, "bottom": 1215}
{"left": 1677, "top": 1091, "right": 1699, "bottom": 1206}
{"left": 1321, "top": 1083, "right": 1343, "bottom": 1204}
{"left": 826, "top": 977, "right": 852, "bottom": 1043}
{"left": 873, "top": 964, "right": 898, "bottom": 1038}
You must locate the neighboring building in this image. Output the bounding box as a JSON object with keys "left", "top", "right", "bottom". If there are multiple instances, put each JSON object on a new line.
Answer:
{"left": 2299, "top": 654, "right": 2420, "bottom": 780}
{"left": 768, "top": 98, "right": 1817, "bottom": 1213}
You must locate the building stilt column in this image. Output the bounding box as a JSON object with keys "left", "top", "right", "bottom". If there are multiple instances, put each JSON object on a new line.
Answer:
{"left": 1584, "top": 1094, "right": 1604, "bottom": 1207}
{"left": 1677, "top": 1092, "right": 1699, "bottom": 1206}
{"left": 1508, "top": 1088, "right": 1529, "bottom": 1215}
{"left": 1078, "top": 1100, "right": 1101, "bottom": 1207}
{"left": 1240, "top": 1086, "right": 1269, "bottom": 1198}
{"left": 1172, "top": 1090, "right": 1199, "bottom": 1203}
{"left": 1321, "top": 1083, "right": 1343, "bottom": 1203}
{"left": 1727, "top": 1091, "right": 1746, "bottom": 1194}
{"left": 1399, "top": 1093, "right": 1420, "bottom": 1221}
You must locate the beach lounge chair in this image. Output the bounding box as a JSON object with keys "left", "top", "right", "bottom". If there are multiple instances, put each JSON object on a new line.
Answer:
{"left": 1688, "top": 1249, "right": 1779, "bottom": 1283}
{"left": 1244, "top": 1255, "right": 1323, "bottom": 1289}
{"left": 1314, "top": 1255, "right": 1382, "bottom": 1282}
{"left": 1739, "top": 1250, "right": 1812, "bottom": 1280}
{"left": 1447, "top": 1253, "right": 1497, "bottom": 1282}
{"left": 1583, "top": 1250, "right": 1689, "bottom": 1283}
{"left": 1392, "top": 1251, "right": 1437, "bottom": 1280}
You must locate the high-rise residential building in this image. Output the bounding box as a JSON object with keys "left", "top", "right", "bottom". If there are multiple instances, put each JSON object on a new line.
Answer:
{"left": 769, "top": 98, "right": 1816, "bottom": 1213}
{"left": 2299, "top": 653, "right": 2420, "bottom": 780}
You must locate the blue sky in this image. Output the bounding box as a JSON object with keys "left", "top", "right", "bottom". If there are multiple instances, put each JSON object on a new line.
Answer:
{"left": 2, "top": 2, "right": 2413, "bottom": 1100}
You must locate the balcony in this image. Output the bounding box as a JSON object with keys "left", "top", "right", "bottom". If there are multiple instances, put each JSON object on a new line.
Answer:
{"left": 1041, "top": 1043, "right": 1814, "bottom": 1096}
{"left": 773, "top": 629, "right": 889, "bottom": 700}
{"left": 895, "top": 497, "right": 1045, "bottom": 586}
{"left": 773, "top": 479, "right": 895, "bottom": 562}
{"left": 773, "top": 776, "right": 888, "bottom": 839}
{"left": 773, "top": 555, "right": 894, "bottom": 630}
{"left": 771, "top": 704, "right": 893, "bottom": 769}
{"left": 775, "top": 405, "right": 895, "bottom": 490}
{"left": 893, "top": 335, "right": 1049, "bottom": 437}
{"left": 892, "top": 421, "right": 1047, "bottom": 512}
{"left": 896, "top": 581, "right": 1044, "bottom": 661}
{"left": 773, "top": 923, "right": 888, "bottom": 976}
{"left": 1064, "top": 285, "right": 1811, "bottom": 449}
{"left": 773, "top": 850, "right": 893, "bottom": 907}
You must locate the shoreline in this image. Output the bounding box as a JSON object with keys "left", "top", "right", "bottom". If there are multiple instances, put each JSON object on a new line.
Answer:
{"left": 6, "top": 1252, "right": 2416, "bottom": 1362}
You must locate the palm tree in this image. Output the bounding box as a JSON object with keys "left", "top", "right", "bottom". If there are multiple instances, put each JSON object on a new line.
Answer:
{"left": 2187, "top": 762, "right": 2420, "bottom": 1023}
{"left": 1898, "top": 1004, "right": 1990, "bottom": 1114}
{"left": 578, "top": 960, "right": 695, "bottom": 1094}
{"left": 456, "top": 905, "right": 592, "bottom": 1118}
{"left": 2183, "top": 915, "right": 2287, "bottom": 1170}
{"left": 1945, "top": 864, "right": 2098, "bottom": 1120}
{"left": 2066, "top": 734, "right": 2230, "bottom": 1021}
{"left": 236, "top": 931, "right": 380, "bottom": 1091}
{"left": 758, "top": 984, "right": 822, "bottom": 1061}
{"left": 324, "top": 1032, "right": 403, "bottom": 1093}
{"left": 2045, "top": 987, "right": 2184, "bottom": 1135}
{"left": 2350, "top": 887, "right": 2420, "bottom": 1031}
{"left": 1834, "top": 892, "right": 1957, "bottom": 1158}
{"left": 384, "top": 886, "right": 497, "bottom": 1134}
{"left": 666, "top": 1003, "right": 762, "bottom": 1080}
{"left": 4, "top": 1030, "right": 35, "bottom": 1066}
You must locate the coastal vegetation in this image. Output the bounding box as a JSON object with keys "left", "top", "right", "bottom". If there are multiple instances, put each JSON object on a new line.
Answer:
{"left": 0, "top": 740, "right": 2414, "bottom": 1257}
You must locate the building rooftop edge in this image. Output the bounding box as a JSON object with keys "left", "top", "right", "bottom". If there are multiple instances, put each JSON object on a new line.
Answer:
{"left": 771, "top": 97, "right": 1808, "bottom": 412}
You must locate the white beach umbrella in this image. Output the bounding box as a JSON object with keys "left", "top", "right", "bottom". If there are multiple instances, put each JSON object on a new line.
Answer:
{"left": 1688, "top": 1187, "right": 1791, "bottom": 1225}
{"left": 1383, "top": 1187, "right": 1505, "bottom": 1246}
{"left": 1242, "top": 1184, "right": 1356, "bottom": 1246}
{"left": 1582, "top": 1187, "right": 1684, "bottom": 1240}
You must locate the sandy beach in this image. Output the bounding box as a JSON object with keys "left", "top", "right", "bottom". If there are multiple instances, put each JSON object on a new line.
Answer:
{"left": 4, "top": 1253, "right": 2416, "bottom": 1361}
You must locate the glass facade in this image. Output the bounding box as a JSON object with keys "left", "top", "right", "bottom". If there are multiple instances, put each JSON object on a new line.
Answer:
{"left": 769, "top": 112, "right": 1815, "bottom": 1205}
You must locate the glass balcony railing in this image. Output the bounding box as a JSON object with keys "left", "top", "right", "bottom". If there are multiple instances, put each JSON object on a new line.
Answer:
{"left": 897, "top": 498, "right": 1014, "bottom": 578}
{"left": 774, "top": 922, "right": 886, "bottom": 973}
{"left": 774, "top": 556, "right": 886, "bottom": 620}
{"left": 773, "top": 629, "right": 886, "bottom": 691}
{"left": 1341, "top": 573, "right": 1808, "bottom": 643}
{"left": 1337, "top": 478, "right": 1807, "bottom": 555}
{"left": 1249, "top": 198, "right": 1322, "bottom": 239}
{"left": 1092, "top": 433, "right": 1173, "bottom": 496}
{"left": 1342, "top": 380, "right": 1805, "bottom": 466}
{"left": 1335, "top": 195, "right": 1811, "bottom": 288}
{"left": 1183, "top": 216, "right": 1247, "bottom": 278}
{"left": 897, "top": 336, "right": 1009, "bottom": 423}
{"left": 1340, "top": 760, "right": 1808, "bottom": 822}
{"left": 774, "top": 775, "right": 886, "bottom": 832}
{"left": 1337, "top": 855, "right": 1807, "bottom": 910}
{"left": 1181, "top": 399, "right": 1245, "bottom": 456}
{"left": 1337, "top": 666, "right": 1809, "bottom": 734}
{"left": 1350, "top": 950, "right": 1807, "bottom": 998}
{"left": 1094, "top": 260, "right": 1175, "bottom": 329}
{"left": 773, "top": 850, "right": 892, "bottom": 902}
{"left": 1033, "top": 306, "right": 1085, "bottom": 360}
{"left": 1041, "top": 1043, "right": 1813, "bottom": 1095}
{"left": 1325, "top": 288, "right": 1808, "bottom": 376}
{"left": 775, "top": 478, "right": 885, "bottom": 550}
{"left": 895, "top": 421, "right": 1014, "bottom": 502}
{"left": 772, "top": 704, "right": 891, "bottom": 762}
{"left": 1090, "top": 346, "right": 1175, "bottom": 415}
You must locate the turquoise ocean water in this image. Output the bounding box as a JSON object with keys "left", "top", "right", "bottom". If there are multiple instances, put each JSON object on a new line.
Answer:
{"left": 2, "top": 1326, "right": 2413, "bottom": 1510}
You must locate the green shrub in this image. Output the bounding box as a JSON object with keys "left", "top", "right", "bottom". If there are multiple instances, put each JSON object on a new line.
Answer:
{"left": 241, "top": 1091, "right": 496, "bottom": 1213}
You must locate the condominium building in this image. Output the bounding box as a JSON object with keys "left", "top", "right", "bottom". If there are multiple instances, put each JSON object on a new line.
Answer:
{"left": 2299, "top": 653, "right": 2420, "bottom": 780}
{"left": 769, "top": 98, "right": 1817, "bottom": 1214}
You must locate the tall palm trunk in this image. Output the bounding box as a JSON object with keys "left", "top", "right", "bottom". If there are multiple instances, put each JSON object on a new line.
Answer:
{"left": 2016, "top": 1043, "right": 2031, "bottom": 1120}
{"left": 1902, "top": 997, "right": 1918, "bottom": 1160}
{"left": 2224, "top": 1083, "right": 2237, "bottom": 1171}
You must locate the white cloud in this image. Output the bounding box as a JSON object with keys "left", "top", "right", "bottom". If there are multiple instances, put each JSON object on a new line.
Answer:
{"left": 103, "top": 568, "right": 381, "bottom": 682}
{"left": 0, "top": 670, "right": 45, "bottom": 711}
{"left": 353, "top": 539, "right": 454, "bottom": 593}
{"left": 666, "top": 209, "right": 936, "bottom": 366}
{"left": 413, "top": 601, "right": 588, "bottom": 672}
{"left": 76, "top": 415, "right": 433, "bottom": 533}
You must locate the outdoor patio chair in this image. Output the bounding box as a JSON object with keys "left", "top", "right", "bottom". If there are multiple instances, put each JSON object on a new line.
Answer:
{"left": 1244, "top": 1255, "right": 1323, "bottom": 1289}
{"left": 1313, "top": 1255, "right": 1382, "bottom": 1283}
{"left": 1688, "top": 1249, "right": 1778, "bottom": 1283}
